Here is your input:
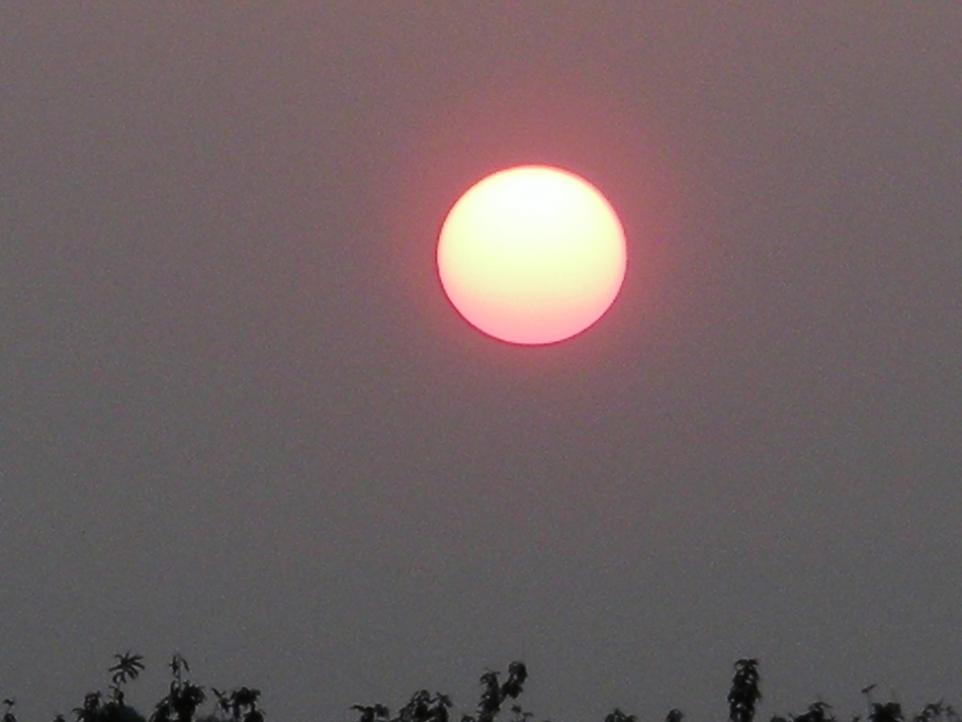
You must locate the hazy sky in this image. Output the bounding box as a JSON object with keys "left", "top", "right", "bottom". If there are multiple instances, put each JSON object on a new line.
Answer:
{"left": 2, "top": 5, "right": 961, "bottom": 722}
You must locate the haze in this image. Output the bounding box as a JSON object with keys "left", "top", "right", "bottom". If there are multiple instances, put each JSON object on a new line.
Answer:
{"left": 1, "top": 6, "right": 960, "bottom": 722}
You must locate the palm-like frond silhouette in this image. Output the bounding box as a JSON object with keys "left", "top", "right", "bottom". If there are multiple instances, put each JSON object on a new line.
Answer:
{"left": 110, "top": 654, "right": 146, "bottom": 688}
{"left": 107, "top": 652, "right": 146, "bottom": 710}
{"left": 169, "top": 655, "right": 190, "bottom": 684}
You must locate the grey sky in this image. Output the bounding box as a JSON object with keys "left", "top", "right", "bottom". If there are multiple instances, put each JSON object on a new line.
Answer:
{"left": 2, "top": 5, "right": 961, "bottom": 722}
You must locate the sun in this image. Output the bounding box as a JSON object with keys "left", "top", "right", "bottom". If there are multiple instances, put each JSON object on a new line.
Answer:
{"left": 437, "top": 165, "right": 627, "bottom": 345}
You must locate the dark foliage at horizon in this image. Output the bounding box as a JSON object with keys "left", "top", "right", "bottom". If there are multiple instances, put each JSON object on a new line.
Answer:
{"left": 1, "top": 657, "right": 958, "bottom": 722}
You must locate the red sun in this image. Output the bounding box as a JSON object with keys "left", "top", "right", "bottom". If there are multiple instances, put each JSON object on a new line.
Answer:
{"left": 437, "top": 165, "right": 627, "bottom": 345}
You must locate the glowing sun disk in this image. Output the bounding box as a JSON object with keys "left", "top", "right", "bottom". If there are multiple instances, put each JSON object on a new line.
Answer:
{"left": 437, "top": 165, "right": 627, "bottom": 345}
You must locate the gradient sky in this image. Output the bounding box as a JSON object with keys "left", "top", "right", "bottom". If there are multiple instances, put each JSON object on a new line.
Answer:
{"left": 2, "top": 5, "right": 961, "bottom": 722}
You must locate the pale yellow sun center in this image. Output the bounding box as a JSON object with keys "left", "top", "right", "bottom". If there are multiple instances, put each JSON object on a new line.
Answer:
{"left": 437, "top": 165, "right": 627, "bottom": 345}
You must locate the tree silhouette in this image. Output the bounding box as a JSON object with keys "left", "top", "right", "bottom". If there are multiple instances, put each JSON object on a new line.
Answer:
{"left": 666, "top": 709, "right": 684, "bottom": 722}
{"left": 801, "top": 702, "right": 836, "bottom": 722}
{"left": 150, "top": 655, "right": 206, "bottom": 722}
{"left": 73, "top": 692, "right": 104, "bottom": 722}
{"left": 870, "top": 703, "right": 904, "bottom": 722}
{"left": 351, "top": 704, "right": 391, "bottom": 722}
{"left": 500, "top": 663, "right": 528, "bottom": 703}
{"left": 774, "top": 701, "right": 838, "bottom": 722}
{"left": 209, "top": 688, "right": 262, "bottom": 722}
{"left": 729, "top": 659, "right": 762, "bottom": 722}
{"left": 108, "top": 653, "right": 146, "bottom": 709}
{"left": 395, "top": 690, "right": 453, "bottom": 722}
{"left": 65, "top": 653, "right": 149, "bottom": 722}
{"left": 477, "top": 671, "right": 502, "bottom": 722}
{"left": 2, "top": 653, "right": 957, "bottom": 722}
{"left": 604, "top": 709, "right": 637, "bottom": 722}
{"left": 452, "top": 663, "right": 531, "bottom": 722}
{"left": 110, "top": 655, "right": 145, "bottom": 690}
{"left": 913, "top": 702, "right": 959, "bottom": 722}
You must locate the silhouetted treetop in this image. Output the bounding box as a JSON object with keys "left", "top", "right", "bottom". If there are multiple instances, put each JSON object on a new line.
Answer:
{"left": 665, "top": 709, "right": 684, "bottom": 722}
{"left": 604, "top": 709, "right": 637, "bottom": 722}
{"left": 729, "top": 659, "right": 762, "bottom": 722}
{"left": 351, "top": 704, "right": 391, "bottom": 722}
{"left": 110, "top": 655, "right": 145, "bottom": 690}
{"left": 392, "top": 690, "right": 452, "bottom": 722}
{"left": 2, "top": 653, "right": 958, "bottom": 722}
{"left": 500, "top": 664, "right": 528, "bottom": 702}
{"left": 871, "top": 703, "right": 904, "bottom": 722}
{"left": 913, "top": 703, "right": 959, "bottom": 722}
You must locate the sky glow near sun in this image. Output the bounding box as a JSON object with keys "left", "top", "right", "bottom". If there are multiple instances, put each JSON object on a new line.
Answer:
{"left": 437, "top": 166, "right": 627, "bottom": 345}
